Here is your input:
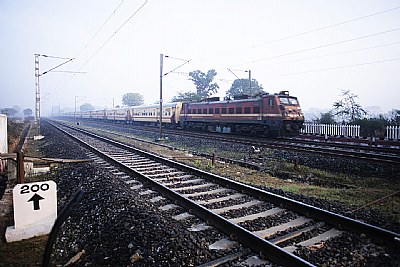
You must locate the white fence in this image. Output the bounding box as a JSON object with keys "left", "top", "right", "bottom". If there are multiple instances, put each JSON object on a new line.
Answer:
{"left": 386, "top": 126, "right": 400, "bottom": 140}
{"left": 302, "top": 123, "right": 400, "bottom": 140}
{"left": 301, "top": 123, "right": 360, "bottom": 137}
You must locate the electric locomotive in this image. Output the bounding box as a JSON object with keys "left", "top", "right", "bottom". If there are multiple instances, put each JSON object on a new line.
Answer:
{"left": 179, "top": 91, "right": 304, "bottom": 136}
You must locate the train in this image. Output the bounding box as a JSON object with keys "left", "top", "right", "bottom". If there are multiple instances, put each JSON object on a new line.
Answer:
{"left": 65, "top": 91, "right": 304, "bottom": 136}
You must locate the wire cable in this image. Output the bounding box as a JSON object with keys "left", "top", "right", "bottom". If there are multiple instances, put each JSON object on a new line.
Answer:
{"left": 275, "top": 41, "right": 400, "bottom": 65}
{"left": 267, "top": 57, "right": 400, "bottom": 78}
{"left": 77, "top": 0, "right": 148, "bottom": 71}
{"left": 40, "top": 58, "right": 74, "bottom": 76}
{"left": 51, "top": 0, "right": 148, "bottom": 96}
{"left": 197, "top": 6, "right": 400, "bottom": 63}
{"left": 230, "top": 27, "right": 400, "bottom": 68}
{"left": 39, "top": 54, "right": 73, "bottom": 60}
{"left": 74, "top": 0, "right": 125, "bottom": 59}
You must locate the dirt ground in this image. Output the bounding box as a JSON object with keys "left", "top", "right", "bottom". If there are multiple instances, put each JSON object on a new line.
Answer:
{"left": 0, "top": 235, "right": 48, "bottom": 267}
{"left": 0, "top": 121, "right": 49, "bottom": 267}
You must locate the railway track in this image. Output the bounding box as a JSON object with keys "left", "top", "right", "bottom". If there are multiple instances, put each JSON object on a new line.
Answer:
{"left": 159, "top": 128, "right": 400, "bottom": 164}
{"left": 47, "top": 119, "right": 400, "bottom": 266}
{"left": 61, "top": 119, "right": 400, "bottom": 164}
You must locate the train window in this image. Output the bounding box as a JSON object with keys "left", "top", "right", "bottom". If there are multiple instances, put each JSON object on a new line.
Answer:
{"left": 236, "top": 107, "right": 242, "bottom": 114}
{"left": 209, "top": 108, "right": 213, "bottom": 114}
{"left": 222, "top": 108, "right": 227, "bottom": 114}
{"left": 253, "top": 107, "right": 260, "bottom": 113}
{"left": 197, "top": 109, "right": 202, "bottom": 114}
{"left": 279, "top": 97, "right": 289, "bottom": 105}
{"left": 215, "top": 108, "right": 220, "bottom": 114}
{"left": 228, "top": 108, "right": 235, "bottom": 114}
{"left": 203, "top": 108, "right": 207, "bottom": 114}
{"left": 244, "top": 107, "right": 251, "bottom": 114}
{"left": 288, "top": 98, "right": 299, "bottom": 105}
{"left": 188, "top": 109, "right": 191, "bottom": 114}
{"left": 192, "top": 109, "right": 196, "bottom": 114}
{"left": 269, "top": 98, "right": 273, "bottom": 106}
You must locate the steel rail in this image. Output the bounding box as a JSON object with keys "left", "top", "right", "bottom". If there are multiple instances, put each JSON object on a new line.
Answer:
{"left": 171, "top": 130, "right": 400, "bottom": 163}
{"left": 50, "top": 119, "right": 400, "bottom": 246}
{"left": 46, "top": 120, "right": 400, "bottom": 265}
{"left": 66, "top": 120, "right": 400, "bottom": 164}
{"left": 46, "top": 119, "right": 314, "bottom": 267}
{"left": 280, "top": 136, "right": 400, "bottom": 155}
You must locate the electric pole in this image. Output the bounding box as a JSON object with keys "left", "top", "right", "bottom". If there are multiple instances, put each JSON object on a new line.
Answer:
{"left": 248, "top": 70, "right": 252, "bottom": 97}
{"left": 159, "top": 54, "right": 164, "bottom": 140}
{"left": 34, "top": 54, "right": 41, "bottom": 135}
{"left": 34, "top": 54, "right": 76, "bottom": 136}
{"left": 159, "top": 53, "right": 191, "bottom": 140}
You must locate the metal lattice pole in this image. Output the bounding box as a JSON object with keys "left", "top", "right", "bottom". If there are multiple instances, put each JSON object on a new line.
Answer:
{"left": 35, "top": 54, "right": 41, "bottom": 135}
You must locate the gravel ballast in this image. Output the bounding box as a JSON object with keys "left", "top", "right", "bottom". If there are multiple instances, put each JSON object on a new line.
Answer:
{"left": 22, "top": 120, "right": 399, "bottom": 266}
{"left": 39, "top": 122, "right": 236, "bottom": 266}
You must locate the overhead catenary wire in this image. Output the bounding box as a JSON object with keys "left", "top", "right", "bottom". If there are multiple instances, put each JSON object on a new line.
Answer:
{"left": 47, "top": 0, "right": 126, "bottom": 96}
{"left": 73, "top": 0, "right": 126, "bottom": 59}
{"left": 275, "top": 41, "right": 400, "bottom": 65}
{"left": 50, "top": 71, "right": 87, "bottom": 74}
{"left": 47, "top": 3, "right": 400, "bottom": 104}
{"left": 39, "top": 58, "right": 74, "bottom": 76}
{"left": 159, "top": 6, "right": 400, "bottom": 94}
{"left": 196, "top": 5, "right": 400, "bottom": 63}
{"left": 163, "top": 59, "right": 192, "bottom": 77}
{"left": 52, "top": 0, "right": 148, "bottom": 94}
{"left": 77, "top": 0, "right": 148, "bottom": 72}
{"left": 39, "top": 54, "right": 73, "bottom": 60}
{"left": 171, "top": 71, "right": 233, "bottom": 85}
{"left": 230, "top": 27, "right": 400, "bottom": 68}
{"left": 265, "top": 57, "right": 400, "bottom": 78}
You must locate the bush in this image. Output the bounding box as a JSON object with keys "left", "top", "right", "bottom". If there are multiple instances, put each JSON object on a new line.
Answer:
{"left": 350, "top": 116, "right": 392, "bottom": 138}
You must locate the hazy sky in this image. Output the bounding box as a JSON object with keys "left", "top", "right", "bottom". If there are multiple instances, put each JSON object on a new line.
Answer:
{"left": 1, "top": 0, "right": 399, "bottom": 116}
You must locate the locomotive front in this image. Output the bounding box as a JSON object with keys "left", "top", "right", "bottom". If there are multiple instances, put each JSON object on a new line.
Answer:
{"left": 276, "top": 91, "right": 304, "bottom": 135}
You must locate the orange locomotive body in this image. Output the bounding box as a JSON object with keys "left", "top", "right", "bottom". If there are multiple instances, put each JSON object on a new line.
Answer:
{"left": 179, "top": 91, "right": 304, "bottom": 136}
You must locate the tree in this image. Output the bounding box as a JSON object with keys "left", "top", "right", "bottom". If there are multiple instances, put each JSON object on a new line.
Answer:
{"left": 188, "top": 70, "right": 219, "bottom": 99}
{"left": 171, "top": 91, "right": 201, "bottom": 102}
{"left": 351, "top": 116, "right": 389, "bottom": 138}
{"left": 388, "top": 109, "right": 400, "bottom": 124}
{"left": 333, "top": 89, "right": 367, "bottom": 122}
{"left": 122, "top": 93, "right": 144, "bottom": 106}
{"left": 80, "top": 103, "right": 95, "bottom": 111}
{"left": 23, "top": 108, "right": 33, "bottom": 117}
{"left": 319, "top": 111, "right": 336, "bottom": 124}
{"left": 226, "top": 78, "right": 264, "bottom": 98}
{"left": 1, "top": 108, "right": 18, "bottom": 117}
{"left": 13, "top": 105, "right": 20, "bottom": 113}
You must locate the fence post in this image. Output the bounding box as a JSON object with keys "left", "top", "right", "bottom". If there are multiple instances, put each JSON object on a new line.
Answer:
{"left": 386, "top": 126, "right": 390, "bottom": 140}
{"left": 16, "top": 151, "right": 25, "bottom": 184}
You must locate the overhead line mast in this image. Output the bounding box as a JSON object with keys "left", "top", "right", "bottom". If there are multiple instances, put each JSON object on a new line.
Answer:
{"left": 34, "top": 54, "right": 40, "bottom": 134}
{"left": 34, "top": 54, "right": 75, "bottom": 136}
